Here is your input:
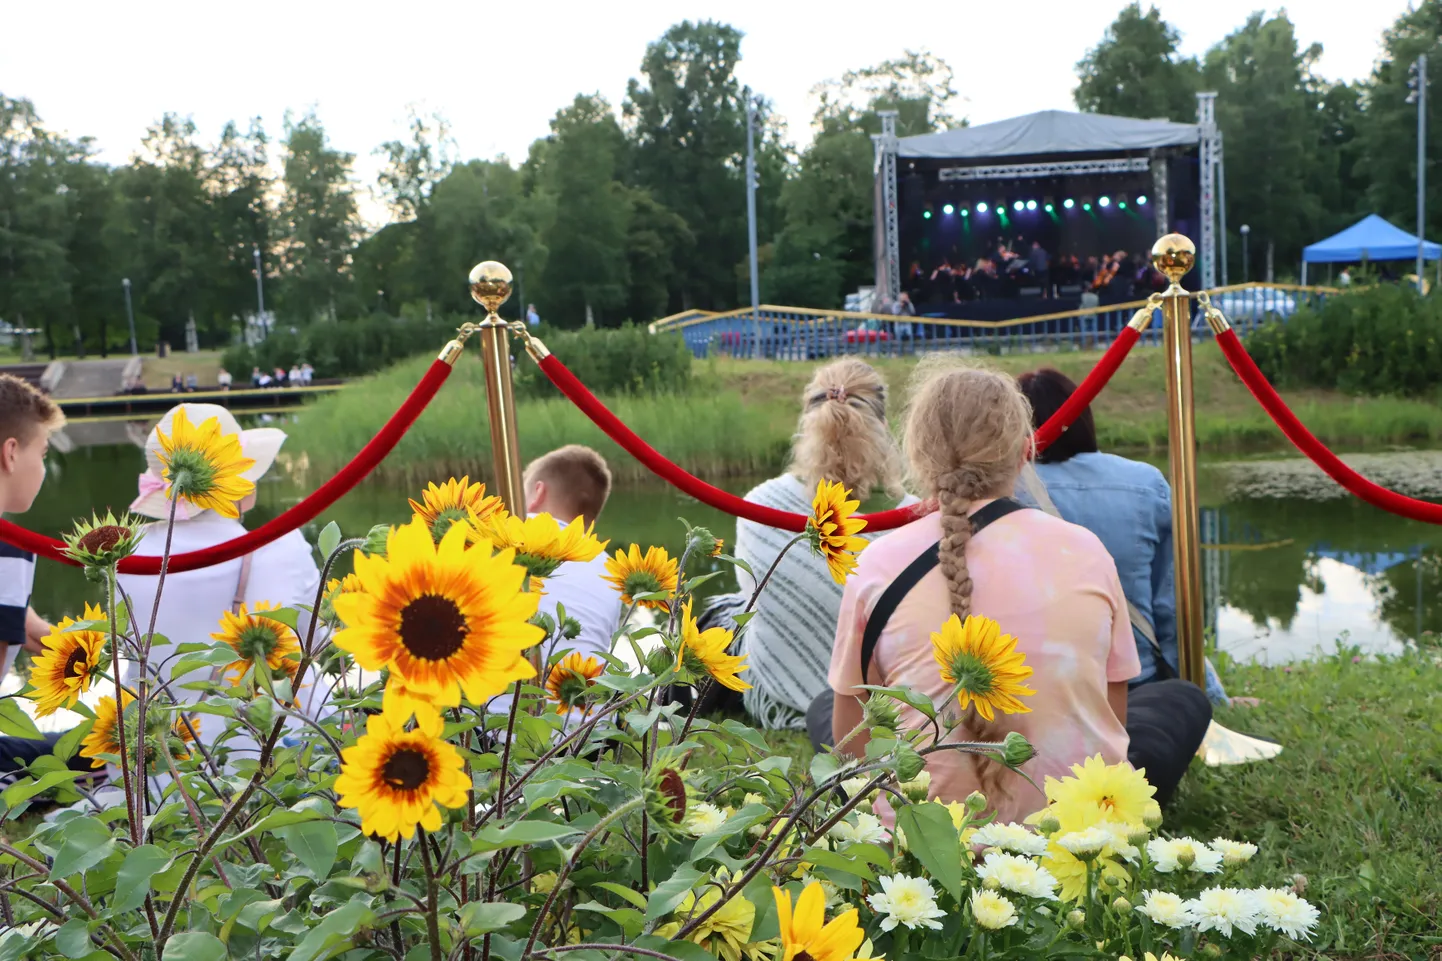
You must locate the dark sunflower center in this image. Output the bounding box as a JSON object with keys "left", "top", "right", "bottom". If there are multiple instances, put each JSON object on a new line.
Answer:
{"left": 63, "top": 645, "right": 89, "bottom": 679}
{"left": 429, "top": 507, "right": 469, "bottom": 542}
{"left": 78, "top": 525, "right": 130, "bottom": 554}
{"left": 948, "top": 652, "right": 996, "bottom": 696}
{"left": 167, "top": 447, "right": 219, "bottom": 496}
{"left": 656, "top": 768, "right": 686, "bottom": 823}
{"left": 796, "top": 952, "right": 815, "bottom": 961}
{"left": 398, "top": 594, "right": 468, "bottom": 660}
{"left": 382, "top": 747, "right": 431, "bottom": 791}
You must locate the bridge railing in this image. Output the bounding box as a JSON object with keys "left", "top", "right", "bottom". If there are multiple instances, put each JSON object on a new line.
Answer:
{"left": 648, "top": 281, "right": 1338, "bottom": 359}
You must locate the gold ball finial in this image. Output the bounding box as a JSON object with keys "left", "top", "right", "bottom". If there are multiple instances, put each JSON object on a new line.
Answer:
{"left": 1151, "top": 234, "right": 1196, "bottom": 285}
{"left": 468, "top": 261, "right": 513, "bottom": 314}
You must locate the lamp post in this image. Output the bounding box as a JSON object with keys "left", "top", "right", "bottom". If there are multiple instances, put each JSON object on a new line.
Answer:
{"left": 252, "top": 245, "right": 269, "bottom": 338}
{"left": 744, "top": 90, "right": 761, "bottom": 356}
{"left": 121, "top": 278, "right": 138, "bottom": 356}
{"left": 1410, "top": 54, "right": 1428, "bottom": 293}
{"left": 1239, "top": 225, "right": 1250, "bottom": 283}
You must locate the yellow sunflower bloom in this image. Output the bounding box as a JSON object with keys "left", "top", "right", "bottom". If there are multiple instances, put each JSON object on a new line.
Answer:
{"left": 603, "top": 544, "right": 679, "bottom": 609}
{"left": 335, "top": 710, "right": 469, "bottom": 841}
{"left": 79, "top": 690, "right": 133, "bottom": 769}
{"left": 808, "top": 481, "right": 868, "bottom": 584}
{"left": 468, "top": 509, "right": 608, "bottom": 580}
{"left": 212, "top": 602, "right": 302, "bottom": 688}
{"left": 929, "top": 614, "right": 1035, "bottom": 722}
{"left": 1040, "top": 754, "right": 1156, "bottom": 829}
{"left": 321, "top": 573, "right": 365, "bottom": 624}
{"left": 380, "top": 672, "right": 444, "bottom": 727}
{"left": 173, "top": 715, "right": 201, "bottom": 759}
{"left": 675, "top": 598, "right": 751, "bottom": 692}
{"left": 333, "top": 518, "right": 543, "bottom": 708}
{"left": 28, "top": 603, "right": 108, "bottom": 717}
{"left": 155, "top": 407, "right": 255, "bottom": 519}
{"left": 773, "top": 881, "right": 864, "bottom": 961}
{"left": 409, "top": 476, "right": 502, "bottom": 543}
{"left": 545, "top": 651, "right": 606, "bottom": 713}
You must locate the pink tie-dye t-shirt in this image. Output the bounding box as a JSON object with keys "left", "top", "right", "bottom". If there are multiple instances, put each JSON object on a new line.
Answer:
{"left": 828, "top": 501, "right": 1140, "bottom": 825}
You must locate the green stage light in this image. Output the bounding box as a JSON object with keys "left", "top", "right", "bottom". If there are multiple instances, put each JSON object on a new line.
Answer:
{"left": 1099, "top": 196, "right": 1111, "bottom": 207}
{"left": 961, "top": 208, "right": 969, "bottom": 217}
{"left": 1025, "top": 199, "right": 1037, "bottom": 211}
{"left": 1118, "top": 201, "right": 1127, "bottom": 209}
{"left": 1083, "top": 202, "right": 1092, "bottom": 211}
{"left": 923, "top": 210, "right": 932, "bottom": 219}
{"left": 1063, "top": 198, "right": 1075, "bottom": 209}
{"left": 976, "top": 202, "right": 988, "bottom": 213}
{"left": 1044, "top": 203, "right": 1054, "bottom": 212}
{"left": 1137, "top": 195, "right": 1148, "bottom": 205}
{"left": 942, "top": 203, "right": 954, "bottom": 215}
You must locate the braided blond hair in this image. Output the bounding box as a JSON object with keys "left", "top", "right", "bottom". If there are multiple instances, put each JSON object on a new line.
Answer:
{"left": 790, "top": 359, "right": 902, "bottom": 500}
{"left": 903, "top": 359, "right": 1033, "bottom": 619}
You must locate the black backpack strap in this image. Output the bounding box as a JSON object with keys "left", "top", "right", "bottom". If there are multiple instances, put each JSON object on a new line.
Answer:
{"left": 859, "top": 497, "right": 1031, "bottom": 682}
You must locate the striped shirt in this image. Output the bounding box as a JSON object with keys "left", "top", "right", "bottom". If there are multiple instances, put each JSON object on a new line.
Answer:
{"left": 0, "top": 541, "right": 36, "bottom": 680}
{"left": 734, "top": 474, "right": 918, "bottom": 728}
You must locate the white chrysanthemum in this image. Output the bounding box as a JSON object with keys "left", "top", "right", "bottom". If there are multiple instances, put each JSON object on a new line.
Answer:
{"left": 1057, "top": 827, "right": 1112, "bottom": 859}
{"left": 900, "top": 770, "right": 932, "bottom": 799}
{"left": 1095, "top": 821, "right": 1142, "bottom": 863}
{"left": 1187, "top": 887, "right": 1260, "bottom": 937}
{"left": 1210, "top": 837, "right": 1259, "bottom": 866}
{"left": 840, "top": 776, "right": 874, "bottom": 799}
{"left": 971, "top": 821, "right": 1049, "bottom": 857}
{"left": 684, "top": 801, "right": 728, "bottom": 837}
{"left": 829, "top": 812, "right": 888, "bottom": 846}
{"left": 867, "top": 874, "right": 946, "bottom": 932}
{"left": 969, "top": 890, "right": 1019, "bottom": 930}
{"left": 1134, "top": 890, "right": 1194, "bottom": 929}
{"left": 1147, "top": 836, "right": 1223, "bottom": 874}
{"left": 1251, "top": 887, "right": 1320, "bottom": 941}
{"left": 742, "top": 792, "right": 766, "bottom": 808}
{"left": 974, "top": 851, "right": 1060, "bottom": 900}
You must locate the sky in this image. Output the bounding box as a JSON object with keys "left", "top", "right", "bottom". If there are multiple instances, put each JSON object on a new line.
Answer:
{"left": 1, "top": 0, "right": 1416, "bottom": 226}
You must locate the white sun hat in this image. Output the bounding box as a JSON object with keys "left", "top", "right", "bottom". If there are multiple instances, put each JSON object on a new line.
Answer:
{"left": 129, "top": 404, "right": 288, "bottom": 520}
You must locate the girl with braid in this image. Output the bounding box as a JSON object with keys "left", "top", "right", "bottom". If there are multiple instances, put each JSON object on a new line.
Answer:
{"left": 827, "top": 361, "right": 1208, "bottom": 823}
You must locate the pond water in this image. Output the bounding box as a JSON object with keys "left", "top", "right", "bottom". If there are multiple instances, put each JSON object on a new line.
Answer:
{"left": 19, "top": 419, "right": 1442, "bottom": 667}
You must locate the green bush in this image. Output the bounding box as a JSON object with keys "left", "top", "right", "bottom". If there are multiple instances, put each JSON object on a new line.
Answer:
{"left": 512, "top": 324, "right": 693, "bottom": 398}
{"left": 1246, "top": 284, "right": 1442, "bottom": 396}
{"left": 222, "top": 313, "right": 463, "bottom": 380}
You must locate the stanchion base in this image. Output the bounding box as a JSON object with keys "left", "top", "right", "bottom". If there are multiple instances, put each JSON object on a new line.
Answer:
{"left": 1197, "top": 720, "right": 1283, "bottom": 766}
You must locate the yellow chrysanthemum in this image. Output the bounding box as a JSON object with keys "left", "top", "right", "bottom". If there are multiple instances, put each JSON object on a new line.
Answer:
{"left": 603, "top": 544, "right": 679, "bottom": 609}
{"left": 28, "top": 603, "right": 108, "bottom": 717}
{"left": 212, "top": 602, "right": 302, "bottom": 688}
{"left": 1041, "top": 754, "right": 1156, "bottom": 829}
{"left": 409, "top": 476, "right": 502, "bottom": 543}
{"left": 333, "top": 518, "right": 543, "bottom": 708}
{"left": 79, "top": 690, "right": 134, "bottom": 769}
{"left": 929, "top": 614, "right": 1035, "bottom": 722}
{"left": 656, "top": 887, "right": 762, "bottom": 961}
{"left": 155, "top": 407, "right": 255, "bottom": 519}
{"left": 335, "top": 710, "right": 468, "bottom": 841}
{"left": 808, "top": 480, "right": 868, "bottom": 584}
{"left": 675, "top": 598, "right": 751, "bottom": 692}
{"left": 773, "top": 882, "right": 864, "bottom": 961}
{"left": 468, "top": 509, "right": 608, "bottom": 580}
{"left": 545, "top": 651, "right": 606, "bottom": 713}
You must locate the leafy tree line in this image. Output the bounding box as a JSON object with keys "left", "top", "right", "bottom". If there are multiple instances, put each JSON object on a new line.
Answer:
{"left": 4, "top": 6, "right": 1442, "bottom": 357}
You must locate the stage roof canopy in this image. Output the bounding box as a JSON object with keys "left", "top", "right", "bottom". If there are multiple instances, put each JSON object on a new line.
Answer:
{"left": 1302, "top": 214, "right": 1441, "bottom": 263}
{"left": 897, "top": 110, "right": 1200, "bottom": 160}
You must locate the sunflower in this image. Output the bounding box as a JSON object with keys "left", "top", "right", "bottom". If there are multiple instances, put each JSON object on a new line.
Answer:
{"left": 172, "top": 714, "right": 201, "bottom": 759}
{"left": 808, "top": 481, "right": 868, "bottom": 584}
{"left": 1040, "top": 754, "right": 1156, "bottom": 829}
{"left": 62, "top": 510, "right": 144, "bottom": 568}
{"left": 675, "top": 598, "right": 750, "bottom": 692}
{"left": 603, "top": 544, "right": 679, "bottom": 609}
{"left": 28, "top": 602, "right": 108, "bottom": 717}
{"left": 155, "top": 407, "right": 255, "bottom": 519}
{"left": 212, "top": 602, "right": 302, "bottom": 688}
{"left": 409, "top": 476, "right": 502, "bottom": 543}
{"left": 468, "top": 509, "right": 608, "bottom": 580}
{"left": 335, "top": 710, "right": 469, "bottom": 841}
{"left": 79, "top": 690, "right": 134, "bottom": 769}
{"left": 320, "top": 573, "right": 365, "bottom": 624}
{"left": 929, "top": 614, "right": 1035, "bottom": 722}
{"left": 545, "top": 651, "right": 606, "bottom": 713}
{"left": 333, "top": 518, "right": 543, "bottom": 708}
{"left": 380, "top": 672, "right": 444, "bottom": 727}
{"left": 773, "top": 881, "right": 864, "bottom": 961}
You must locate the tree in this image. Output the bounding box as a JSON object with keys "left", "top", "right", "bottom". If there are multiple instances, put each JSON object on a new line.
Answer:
{"left": 276, "top": 110, "right": 361, "bottom": 321}
{"left": 1074, "top": 3, "right": 1201, "bottom": 122}
{"left": 621, "top": 186, "right": 694, "bottom": 323}
{"left": 812, "top": 50, "right": 961, "bottom": 137}
{"left": 205, "top": 119, "right": 274, "bottom": 344}
{"left": 375, "top": 108, "right": 456, "bottom": 222}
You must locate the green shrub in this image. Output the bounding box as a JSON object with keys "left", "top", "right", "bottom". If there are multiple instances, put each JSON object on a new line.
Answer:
{"left": 512, "top": 324, "right": 693, "bottom": 398}
{"left": 1246, "top": 284, "right": 1442, "bottom": 396}
{"left": 222, "top": 313, "right": 463, "bottom": 379}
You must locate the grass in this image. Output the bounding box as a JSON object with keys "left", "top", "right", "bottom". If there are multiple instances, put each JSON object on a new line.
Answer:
{"left": 285, "top": 341, "right": 1442, "bottom": 485}
{"left": 739, "top": 650, "right": 1442, "bottom": 960}
{"left": 140, "top": 349, "right": 225, "bottom": 390}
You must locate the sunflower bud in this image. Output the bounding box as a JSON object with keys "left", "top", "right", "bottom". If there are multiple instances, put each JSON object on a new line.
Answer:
{"left": 897, "top": 757, "right": 928, "bottom": 795}
{"left": 362, "top": 523, "right": 391, "bottom": 559}
{"left": 864, "top": 694, "right": 901, "bottom": 731}
{"left": 1000, "top": 731, "right": 1036, "bottom": 767}
{"left": 647, "top": 767, "right": 688, "bottom": 829}
{"left": 1066, "top": 909, "right": 1085, "bottom": 929}
{"left": 1038, "top": 813, "right": 1062, "bottom": 836}
{"left": 644, "top": 644, "right": 675, "bottom": 678}
{"left": 687, "top": 526, "right": 724, "bottom": 558}
{"left": 560, "top": 616, "right": 582, "bottom": 640}
{"left": 530, "top": 612, "right": 556, "bottom": 637}
{"left": 965, "top": 790, "right": 987, "bottom": 813}
{"left": 1111, "top": 896, "right": 1131, "bottom": 913}
{"left": 63, "top": 510, "right": 144, "bottom": 572}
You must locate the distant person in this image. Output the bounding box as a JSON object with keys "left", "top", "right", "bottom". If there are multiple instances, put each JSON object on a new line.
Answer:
{"left": 288, "top": 364, "right": 302, "bottom": 386}
{"left": 170, "top": 374, "right": 184, "bottom": 393}
{"left": 526, "top": 304, "right": 540, "bottom": 328}
{"left": 890, "top": 292, "right": 917, "bottom": 340}
{"left": 272, "top": 367, "right": 287, "bottom": 387}
{"left": 1029, "top": 240, "right": 1051, "bottom": 298}
{"left": 217, "top": 368, "right": 232, "bottom": 391}
{"left": 184, "top": 373, "right": 198, "bottom": 392}
{"left": 300, "top": 362, "right": 314, "bottom": 385}
{"left": 257, "top": 370, "right": 273, "bottom": 389}
{"left": 250, "top": 367, "right": 263, "bottom": 388}
{"left": 1339, "top": 267, "right": 1352, "bottom": 286}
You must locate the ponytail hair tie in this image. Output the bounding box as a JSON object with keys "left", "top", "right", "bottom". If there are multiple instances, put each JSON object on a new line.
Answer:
{"left": 826, "top": 386, "right": 849, "bottom": 403}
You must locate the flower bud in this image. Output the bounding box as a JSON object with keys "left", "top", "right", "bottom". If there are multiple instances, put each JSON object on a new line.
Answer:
{"left": 362, "top": 523, "right": 391, "bottom": 558}
{"left": 687, "top": 526, "right": 724, "bottom": 558}
{"left": 1201, "top": 944, "right": 1223, "bottom": 958}
{"left": 965, "top": 790, "right": 988, "bottom": 813}
{"left": 864, "top": 695, "right": 901, "bottom": 731}
{"left": 1142, "top": 801, "right": 1163, "bottom": 830}
{"left": 1102, "top": 874, "right": 1122, "bottom": 888}
{"left": 982, "top": 876, "right": 1001, "bottom": 891}
{"left": 1111, "top": 896, "right": 1131, "bottom": 913}
{"left": 1038, "top": 813, "right": 1062, "bottom": 836}
{"left": 644, "top": 644, "right": 675, "bottom": 678}
{"left": 1001, "top": 731, "right": 1036, "bottom": 767}
{"left": 898, "top": 763, "right": 929, "bottom": 798}
{"left": 530, "top": 612, "right": 556, "bottom": 637}
{"left": 1127, "top": 828, "right": 1151, "bottom": 848}
{"left": 1177, "top": 846, "right": 1196, "bottom": 869}
{"left": 560, "top": 616, "right": 582, "bottom": 640}
{"left": 1066, "top": 909, "right": 1085, "bottom": 929}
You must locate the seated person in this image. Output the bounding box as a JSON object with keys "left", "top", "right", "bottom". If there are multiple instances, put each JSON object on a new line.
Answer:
{"left": 827, "top": 363, "right": 1210, "bottom": 820}
{"left": 1016, "top": 368, "right": 1234, "bottom": 707}
{"left": 735, "top": 359, "right": 918, "bottom": 730}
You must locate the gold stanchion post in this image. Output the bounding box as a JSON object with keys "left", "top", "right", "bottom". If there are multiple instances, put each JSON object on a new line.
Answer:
{"left": 1152, "top": 234, "right": 1206, "bottom": 685}
{"left": 468, "top": 261, "right": 526, "bottom": 514}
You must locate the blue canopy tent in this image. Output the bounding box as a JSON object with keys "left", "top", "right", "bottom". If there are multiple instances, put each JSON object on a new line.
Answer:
{"left": 1300, "top": 214, "right": 1441, "bottom": 285}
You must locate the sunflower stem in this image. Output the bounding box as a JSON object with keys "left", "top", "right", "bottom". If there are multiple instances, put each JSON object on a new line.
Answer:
{"left": 742, "top": 533, "right": 808, "bottom": 616}
{"left": 104, "top": 564, "right": 141, "bottom": 848}
{"left": 419, "top": 832, "right": 445, "bottom": 961}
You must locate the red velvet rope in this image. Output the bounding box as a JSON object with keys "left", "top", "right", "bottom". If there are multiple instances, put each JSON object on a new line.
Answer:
{"left": 0, "top": 358, "right": 455, "bottom": 573}
{"left": 538, "top": 327, "right": 1142, "bottom": 533}
{"left": 1215, "top": 329, "right": 1442, "bottom": 524}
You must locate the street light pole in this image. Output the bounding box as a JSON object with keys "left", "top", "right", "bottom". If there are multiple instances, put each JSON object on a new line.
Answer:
{"left": 252, "top": 245, "right": 269, "bottom": 338}
{"left": 121, "top": 278, "right": 138, "bottom": 356}
{"left": 745, "top": 90, "right": 760, "bottom": 356}
{"left": 1414, "top": 54, "right": 1428, "bottom": 293}
{"left": 1239, "top": 225, "right": 1250, "bottom": 283}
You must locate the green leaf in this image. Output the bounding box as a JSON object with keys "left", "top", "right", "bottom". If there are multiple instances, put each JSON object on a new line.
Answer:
{"left": 170, "top": 647, "right": 240, "bottom": 680}
{"left": 471, "top": 820, "right": 580, "bottom": 853}
{"left": 276, "top": 821, "right": 337, "bottom": 879}
{"left": 809, "top": 751, "right": 840, "bottom": 786}
{"left": 287, "top": 897, "right": 375, "bottom": 961}
{"left": 573, "top": 902, "right": 644, "bottom": 937}
{"left": 318, "top": 521, "right": 342, "bottom": 560}
{"left": 54, "top": 920, "right": 94, "bottom": 959}
{"left": 644, "top": 865, "right": 703, "bottom": 921}
{"left": 113, "top": 845, "right": 172, "bottom": 912}
{"left": 593, "top": 881, "right": 647, "bottom": 909}
{"left": 857, "top": 684, "right": 938, "bottom": 721}
{"left": 457, "top": 901, "right": 527, "bottom": 936}
{"left": 2, "top": 768, "right": 82, "bottom": 808}
{"left": 895, "top": 802, "right": 963, "bottom": 903}
{"left": 162, "top": 932, "right": 227, "bottom": 961}
{"left": 52, "top": 721, "right": 93, "bottom": 762}
{"left": 798, "top": 846, "right": 874, "bottom": 881}
{"left": 0, "top": 698, "right": 43, "bottom": 740}
{"left": 227, "top": 806, "right": 325, "bottom": 843}
{"left": 50, "top": 817, "right": 117, "bottom": 879}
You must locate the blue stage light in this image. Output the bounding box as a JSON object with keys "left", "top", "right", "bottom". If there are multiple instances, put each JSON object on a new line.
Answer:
{"left": 1025, "top": 199, "right": 1037, "bottom": 211}
{"left": 1137, "top": 195, "right": 1148, "bottom": 206}
{"left": 1063, "top": 198, "right": 1075, "bottom": 209}
{"left": 976, "top": 202, "right": 988, "bottom": 213}
{"left": 1013, "top": 200, "right": 1024, "bottom": 212}
{"left": 1099, "top": 196, "right": 1111, "bottom": 207}
{"left": 942, "top": 203, "right": 954, "bottom": 215}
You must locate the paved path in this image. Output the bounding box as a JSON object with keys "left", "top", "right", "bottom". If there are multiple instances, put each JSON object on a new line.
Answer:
{"left": 48, "top": 358, "right": 139, "bottom": 399}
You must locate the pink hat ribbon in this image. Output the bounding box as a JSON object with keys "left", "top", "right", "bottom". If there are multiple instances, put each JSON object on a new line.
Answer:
{"left": 131, "top": 472, "right": 193, "bottom": 521}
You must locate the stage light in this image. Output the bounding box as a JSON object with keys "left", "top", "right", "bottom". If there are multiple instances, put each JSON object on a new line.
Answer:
{"left": 1013, "top": 200, "right": 1024, "bottom": 212}
{"left": 1099, "top": 196, "right": 1111, "bottom": 207}
{"left": 942, "top": 203, "right": 954, "bottom": 215}
{"left": 923, "top": 210, "right": 932, "bottom": 219}
{"left": 961, "top": 208, "right": 970, "bottom": 217}
{"left": 1083, "top": 203, "right": 1092, "bottom": 211}
{"left": 1137, "top": 195, "right": 1148, "bottom": 206}
{"left": 1025, "top": 199, "right": 1037, "bottom": 211}
{"left": 1044, "top": 203, "right": 1054, "bottom": 212}
{"left": 1063, "top": 198, "right": 1075, "bottom": 209}
{"left": 976, "top": 202, "right": 988, "bottom": 213}
{"left": 1118, "top": 201, "right": 1127, "bottom": 209}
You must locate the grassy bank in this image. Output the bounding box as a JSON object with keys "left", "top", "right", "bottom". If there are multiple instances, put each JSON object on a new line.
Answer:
{"left": 286, "top": 342, "right": 1442, "bottom": 484}
{"left": 745, "top": 650, "right": 1442, "bottom": 959}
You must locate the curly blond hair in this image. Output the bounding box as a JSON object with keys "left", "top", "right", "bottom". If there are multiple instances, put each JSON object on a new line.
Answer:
{"left": 903, "top": 359, "right": 1033, "bottom": 620}
{"left": 789, "top": 359, "right": 902, "bottom": 500}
